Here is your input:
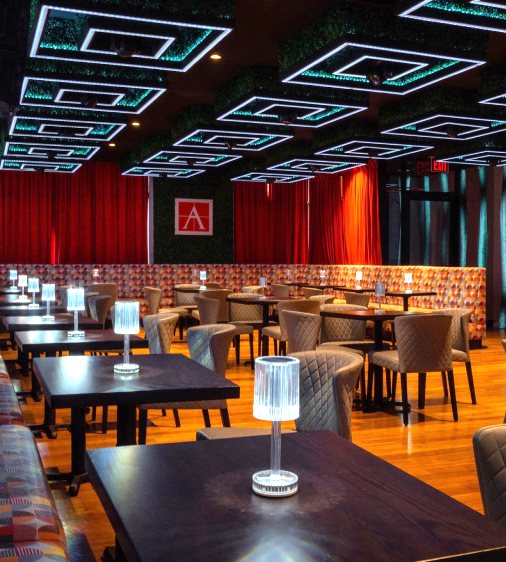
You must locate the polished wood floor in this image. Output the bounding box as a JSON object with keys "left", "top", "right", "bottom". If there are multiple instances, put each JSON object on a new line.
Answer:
{"left": 4, "top": 330, "right": 506, "bottom": 561}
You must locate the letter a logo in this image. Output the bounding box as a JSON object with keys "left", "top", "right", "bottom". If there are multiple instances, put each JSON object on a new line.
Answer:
{"left": 175, "top": 198, "right": 213, "bottom": 236}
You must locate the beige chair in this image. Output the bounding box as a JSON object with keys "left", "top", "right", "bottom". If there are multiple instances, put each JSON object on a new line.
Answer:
{"left": 368, "top": 314, "right": 454, "bottom": 425}
{"left": 228, "top": 292, "right": 265, "bottom": 360}
{"left": 262, "top": 299, "right": 320, "bottom": 355}
{"left": 318, "top": 304, "right": 372, "bottom": 350}
{"left": 193, "top": 296, "right": 220, "bottom": 326}
{"left": 192, "top": 289, "right": 232, "bottom": 323}
{"left": 88, "top": 294, "right": 111, "bottom": 328}
{"left": 473, "top": 424, "right": 506, "bottom": 525}
{"left": 271, "top": 283, "right": 290, "bottom": 298}
{"left": 143, "top": 313, "right": 179, "bottom": 354}
{"left": 434, "top": 308, "right": 476, "bottom": 405}
{"left": 144, "top": 286, "right": 162, "bottom": 315}
{"left": 241, "top": 285, "right": 263, "bottom": 294}
{"left": 205, "top": 282, "right": 221, "bottom": 289}
{"left": 302, "top": 287, "right": 324, "bottom": 298}
{"left": 59, "top": 285, "right": 72, "bottom": 308}
{"left": 87, "top": 282, "right": 118, "bottom": 304}
{"left": 343, "top": 291, "right": 370, "bottom": 307}
{"left": 309, "top": 294, "right": 335, "bottom": 305}
{"left": 163, "top": 284, "right": 201, "bottom": 339}
{"left": 283, "top": 310, "right": 322, "bottom": 353}
{"left": 197, "top": 350, "right": 363, "bottom": 442}
{"left": 138, "top": 324, "right": 236, "bottom": 443}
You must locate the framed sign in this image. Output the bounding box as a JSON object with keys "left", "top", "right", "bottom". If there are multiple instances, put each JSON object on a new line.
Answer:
{"left": 175, "top": 198, "right": 213, "bottom": 236}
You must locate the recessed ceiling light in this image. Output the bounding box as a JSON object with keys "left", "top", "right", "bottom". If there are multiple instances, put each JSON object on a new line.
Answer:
{"left": 210, "top": 53, "right": 222, "bottom": 61}
{"left": 131, "top": 121, "right": 141, "bottom": 127}
{"left": 108, "top": 142, "right": 116, "bottom": 148}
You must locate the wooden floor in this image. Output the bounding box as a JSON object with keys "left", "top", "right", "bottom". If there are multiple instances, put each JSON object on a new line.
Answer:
{"left": 4, "top": 330, "right": 506, "bottom": 561}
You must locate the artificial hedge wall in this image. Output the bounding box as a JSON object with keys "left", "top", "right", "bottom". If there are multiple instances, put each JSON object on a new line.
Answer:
{"left": 153, "top": 170, "right": 234, "bottom": 264}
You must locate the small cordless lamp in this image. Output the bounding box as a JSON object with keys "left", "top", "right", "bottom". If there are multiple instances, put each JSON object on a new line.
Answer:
{"left": 17, "top": 275, "right": 29, "bottom": 302}
{"left": 355, "top": 270, "right": 363, "bottom": 289}
{"left": 375, "top": 282, "right": 385, "bottom": 312}
{"left": 286, "top": 269, "right": 292, "bottom": 281}
{"left": 252, "top": 356, "right": 300, "bottom": 498}
{"left": 259, "top": 276, "right": 267, "bottom": 297}
{"left": 67, "top": 288, "right": 85, "bottom": 337}
{"left": 404, "top": 272, "right": 413, "bottom": 293}
{"left": 113, "top": 301, "right": 140, "bottom": 376}
{"left": 199, "top": 270, "right": 207, "bottom": 291}
{"left": 92, "top": 268, "right": 100, "bottom": 282}
{"left": 8, "top": 270, "right": 18, "bottom": 290}
{"left": 319, "top": 270, "right": 326, "bottom": 285}
{"left": 27, "top": 278, "right": 40, "bottom": 309}
{"left": 42, "top": 284, "right": 56, "bottom": 320}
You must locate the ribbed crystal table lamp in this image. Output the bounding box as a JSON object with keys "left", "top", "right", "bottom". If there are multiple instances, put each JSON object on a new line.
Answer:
{"left": 8, "top": 270, "right": 18, "bottom": 290}
{"left": 113, "top": 301, "right": 140, "bottom": 376}
{"left": 67, "top": 288, "right": 85, "bottom": 337}
{"left": 355, "top": 270, "right": 363, "bottom": 289}
{"left": 17, "top": 275, "right": 29, "bottom": 302}
{"left": 319, "top": 269, "right": 326, "bottom": 285}
{"left": 199, "top": 270, "right": 207, "bottom": 291}
{"left": 92, "top": 268, "right": 100, "bottom": 282}
{"left": 252, "top": 356, "right": 300, "bottom": 498}
{"left": 404, "top": 272, "right": 413, "bottom": 293}
{"left": 375, "top": 282, "right": 385, "bottom": 313}
{"left": 42, "top": 284, "right": 56, "bottom": 320}
{"left": 27, "top": 278, "right": 40, "bottom": 309}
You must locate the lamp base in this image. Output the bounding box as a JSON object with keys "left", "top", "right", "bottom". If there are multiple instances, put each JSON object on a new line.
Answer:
{"left": 199, "top": 285, "right": 207, "bottom": 291}
{"left": 68, "top": 330, "right": 85, "bottom": 337}
{"left": 7, "top": 287, "right": 19, "bottom": 292}
{"left": 17, "top": 296, "right": 30, "bottom": 303}
{"left": 405, "top": 289, "right": 412, "bottom": 294}
{"left": 28, "top": 303, "right": 40, "bottom": 309}
{"left": 355, "top": 285, "right": 362, "bottom": 290}
{"left": 114, "top": 363, "right": 140, "bottom": 376}
{"left": 252, "top": 469, "right": 298, "bottom": 498}
{"left": 42, "top": 315, "right": 55, "bottom": 320}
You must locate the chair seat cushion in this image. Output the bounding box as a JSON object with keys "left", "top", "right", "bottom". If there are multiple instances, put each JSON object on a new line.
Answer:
{"left": 196, "top": 427, "right": 295, "bottom": 440}
{"left": 316, "top": 343, "right": 364, "bottom": 357}
{"left": 191, "top": 310, "right": 200, "bottom": 321}
{"left": 159, "top": 306, "right": 191, "bottom": 317}
{"left": 0, "top": 384, "right": 23, "bottom": 425}
{"left": 452, "top": 348, "right": 468, "bottom": 362}
{"left": 0, "top": 542, "right": 70, "bottom": 561}
{"left": 261, "top": 325, "right": 282, "bottom": 340}
{"left": 231, "top": 323, "right": 254, "bottom": 335}
{"left": 369, "top": 349, "right": 400, "bottom": 371}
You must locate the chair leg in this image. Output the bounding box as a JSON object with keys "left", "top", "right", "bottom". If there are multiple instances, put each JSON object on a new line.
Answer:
{"left": 400, "top": 373, "right": 409, "bottom": 426}
{"left": 391, "top": 372, "right": 398, "bottom": 402}
{"left": 101, "top": 405, "right": 108, "bottom": 434}
{"left": 273, "top": 339, "right": 278, "bottom": 355}
{"left": 234, "top": 335, "right": 240, "bottom": 366}
{"left": 360, "top": 365, "right": 367, "bottom": 413}
{"left": 446, "top": 370, "right": 459, "bottom": 421}
{"left": 249, "top": 333, "right": 254, "bottom": 370}
{"left": 161, "top": 408, "right": 166, "bottom": 417}
{"left": 138, "top": 409, "right": 148, "bottom": 445}
{"left": 91, "top": 406, "right": 97, "bottom": 422}
{"left": 220, "top": 408, "right": 231, "bottom": 427}
{"left": 418, "top": 373, "right": 427, "bottom": 409}
{"left": 465, "top": 361, "right": 477, "bottom": 404}
{"left": 178, "top": 317, "right": 184, "bottom": 340}
{"left": 366, "top": 363, "right": 374, "bottom": 404}
{"left": 385, "top": 369, "right": 391, "bottom": 398}
{"left": 280, "top": 341, "right": 286, "bottom": 356}
{"left": 172, "top": 409, "right": 180, "bottom": 427}
{"left": 441, "top": 371, "right": 449, "bottom": 399}
{"left": 257, "top": 330, "right": 262, "bottom": 356}
{"left": 202, "top": 409, "right": 211, "bottom": 427}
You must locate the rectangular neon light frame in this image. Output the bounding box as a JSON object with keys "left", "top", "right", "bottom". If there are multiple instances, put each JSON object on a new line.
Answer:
{"left": 144, "top": 150, "right": 241, "bottom": 167}
{"left": 231, "top": 172, "right": 313, "bottom": 184}
{"left": 10, "top": 116, "right": 126, "bottom": 141}
{"left": 173, "top": 129, "right": 293, "bottom": 151}
{"left": 4, "top": 141, "right": 99, "bottom": 160}
{"left": 268, "top": 159, "right": 365, "bottom": 174}
{"left": 0, "top": 159, "right": 82, "bottom": 173}
{"left": 441, "top": 150, "right": 506, "bottom": 166}
{"left": 316, "top": 140, "right": 433, "bottom": 159}
{"left": 123, "top": 166, "right": 205, "bottom": 177}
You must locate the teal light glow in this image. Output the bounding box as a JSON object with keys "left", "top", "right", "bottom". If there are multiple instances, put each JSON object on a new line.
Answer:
{"left": 459, "top": 169, "right": 467, "bottom": 266}
{"left": 89, "top": 124, "right": 115, "bottom": 136}
{"left": 231, "top": 111, "right": 277, "bottom": 119}
{"left": 402, "top": 125, "right": 418, "bottom": 131}
{"left": 73, "top": 148, "right": 92, "bottom": 156}
{"left": 386, "top": 60, "right": 459, "bottom": 86}
{"left": 301, "top": 70, "right": 369, "bottom": 84}
{"left": 186, "top": 135, "right": 204, "bottom": 143}
{"left": 9, "top": 146, "right": 28, "bottom": 153}
{"left": 4, "top": 162, "right": 21, "bottom": 169}
{"left": 491, "top": 121, "right": 506, "bottom": 127}
{"left": 117, "top": 88, "right": 153, "bottom": 108}
{"left": 15, "top": 122, "right": 38, "bottom": 132}
{"left": 24, "top": 82, "right": 53, "bottom": 100}
{"left": 161, "top": 29, "right": 213, "bottom": 62}
{"left": 427, "top": 1, "right": 506, "bottom": 21}
{"left": 40, "top": 42, "right": 78, "bottom": 51}
{"left": 250, "top": 135, "right": 277, "bottom": 146}
{"left": 478, "top": 166, "right": 488, "bottom": 268}
{"left": 500, "top": 166, "right": 506, "bottom": 327}
{"left": 303, "top": 106, "right": 346, "bottom": 121}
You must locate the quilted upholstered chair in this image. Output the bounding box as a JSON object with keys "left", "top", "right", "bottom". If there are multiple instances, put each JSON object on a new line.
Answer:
{"left": 262, "top": 299, "right": 321, "bottom": 355}
{"left": 318, "top": 304, "right": 371, "bottom": 350}
{"left": 309, "top": 294, "right": 335, "bottom": 305}
{"left": 192, "top": 289, "right": 232, "bottom": 323}
{"left": 271, "top": 283, "right": 291, "bottom": 298}
{"left": 193, "top": 296, "right": 220, "bottom": 326}
{"left": 302, "top": 287, "right": 324, "bottom": 298}
{"left": 158, "top": 284, "right": 201, "bottom": 339}
{"left": 282, "top": 310, "right": 322, "bottom": 353}
{"left": 58, "top": 285, "right": 72, "bottom": 308}
{"left": 144, "top": 286, "right": 162, "bottom": 315}
{"left": 343, "top": 291, "right": 370, "bottom": 307}
{"left": 368, "top": 314, "right": 454, "bottom": 425}
{"left": 241, "top": 285, "right": 263, "bottom": 294}
{"left": 157, "top": 314, "right": 179, "bottom": 353}
{"left": 473, "top": 424, "right": 506, "bottom": 525}
{"left": 87, "top": 282, "right": 118, "bottom": 304}
{"left": 137, "top": 324, "right": 235, "bottom": 443}
{"left": 143, "top": 313, "right": 179, "bottom": 354}
{"left": 228, "top": 292, "right": 264, "bottom": 359}
{"left": 433, "top": 308, "right": 476, "bottom": 405}
{"left": 197, "top": 350, "right": 363, "bottom": 442}
{"left": 88, "top": 294, "right": 111, "bottom": 328}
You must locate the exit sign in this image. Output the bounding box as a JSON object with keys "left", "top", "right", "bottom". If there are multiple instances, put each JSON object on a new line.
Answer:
{"left": 416, "top": 158, "right": 449, "bottom": 175}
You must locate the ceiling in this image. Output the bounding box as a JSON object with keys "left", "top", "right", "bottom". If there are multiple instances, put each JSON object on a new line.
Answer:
{"left": 1, "top": 0, "right": 506, "bottom": 177}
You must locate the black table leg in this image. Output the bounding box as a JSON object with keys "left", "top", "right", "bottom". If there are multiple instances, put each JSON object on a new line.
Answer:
{"left": 19, "top": 349, "right": 30, "bottom": 376}
{"left": 103, "top": 539, "right": 128, "bottom": 562}
{"left": 261, "top": 305, "right": 270, "bottom": 356}
{"left": 117, "top": 404, "right": 137, "bottom": 446}
{"left": 402, "top": 296, "right": 409, "bottom": 311}
{"left": 373, "top": 321, "right": 384, "bottom": 406}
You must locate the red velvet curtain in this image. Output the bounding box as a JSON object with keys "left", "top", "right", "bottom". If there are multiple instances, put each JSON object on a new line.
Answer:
{"left": 234, "top": 180, "right": 309, "bottom": 263}
{"left": 0, "top": 162, "right": 148, "bottom": 264}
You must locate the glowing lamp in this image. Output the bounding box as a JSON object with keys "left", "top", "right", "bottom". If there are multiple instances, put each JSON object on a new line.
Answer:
{"left": 252, "top": 356, "right": 300, "bottom": 498}
{"left": 405, "top": 273, "right": 413, "bottom": 293}
{"left": 113, "top": 301, "right": 140, "bottom": 377}
{"left": 375, "top": 282, "right": 385, "bottom": 312}
{"left": 27, "top": 278, "right": 40, "bottom": 309}
{"left": 42, "top": 284, "right": 56, "bottom": 320}
{"left": 67, "top": 288, "right": 85, "bottom": 337}
{"left": 8, "top": 270, "right": 18, "bottom": 291}
{"left": 17, "top": 275, "right": 29, "bottom": 302}
{"left": 355, "top": 270, "right": 363, "bottom": 289}
{"left": 92, "top": 268, "right": 100, "bottom": 281}
{"left": 199, "top": 270, "right": 207, "bottom": 291}
{"left": 319, "top": 270, "right": 326, "bottom": 285}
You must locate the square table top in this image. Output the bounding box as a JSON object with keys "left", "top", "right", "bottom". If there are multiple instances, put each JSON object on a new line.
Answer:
{"left": 33, "top": 353, "right": 240, "bottom": 409}
{"left": 320, "top": 309, "right": 420, "bottom": 321}
{"left": 0, "top": 305, "right": 67, "bottom": 318}
{"left": 86, "top": 431, "right": 506, "bottom": 562}
{"left": 385, "top": 291, "right": 437, "bottom": 297}
{"left": 0, "top": 287, "right": 21, "bottom": 295}
{"left": 2, "top": 314, "right": 103, "bottom": 332}
{"left": 0, "top": 294, "right": 42, "bottom": 306}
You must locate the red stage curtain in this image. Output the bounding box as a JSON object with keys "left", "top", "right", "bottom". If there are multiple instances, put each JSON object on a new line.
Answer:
{"left": 309, "top": 160, "right": 382, "bottom": 264}
{"left": 234, "top": 180, "right": 309, "bottom": 263}
{"left": 0, "top": 162, "right": 148, "bottom": 264}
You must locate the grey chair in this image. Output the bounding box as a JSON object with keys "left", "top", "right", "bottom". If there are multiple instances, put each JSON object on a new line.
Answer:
{"left": 87, "top": 282, "right": 118, "bottom": 305}
{"left": 241, "top": 285, "right": 263, "bottom": 294}
{"left": 228, "top": 292, "right": 265, "bottom": 360}
{"left": 473, "top": 424, "right": 506, "bottom": 525}
{"left": 271, "top": 283, "right": 290, "bottom": 298}
{"left": 343, "top": 291, "right": 370, "bottom": 307}
{"left": 144, "top": 286, "right": 162, "bottom": 315}
{"left": 282, "top": 310, "right": 322, "bottom": 353}
{"left": 193, "top": 296, "right": 220, "bottom": 326}
{"left": 192, "top": 289, "right": 232, "bottom": 323}
{"left": 88, "top": 294, "right": 112, "bottom": 328}
{"left": 143, "top": 312, "right": 179, "bottom": 354}
{"left": 302, "top": 287, "right": 324, "bottom": 298}
{"left": 138, "top": 324, "right": 236, "bottom": 443}
{"left": 197, "top": 349, "right": 364, "bottom": 442}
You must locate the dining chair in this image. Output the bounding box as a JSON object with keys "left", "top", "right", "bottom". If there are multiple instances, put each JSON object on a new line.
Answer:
{"left": 137, "top": 324, "right": 236, "bottom": 443}
{"left": 87, "top": 282, "right": 118, "bottom": 305}
{"left": 205, "top": 282, "right": 222, "bottom": 289}
{"left": 144, "top": 286, "right": 162, "bottom": 315}
{"left": 162, "top": 284, "right": 201, "bottom": 339}
{"left": 192, "top": 289, "right": 232, "bottom": 323}
{"left": 368, "top": 314, "right": 454, "bottom": 425}
{"left": 241, "top": 285, "right": 264, "bottom": 294}
{"left": 143, "top": 313, "right": 180, "bottom": 354}
{"left": 282, "top": 310, "right": 322, "bottom": 353}
{"left": 302, "top": 287, "right": 324, "bottom": 298}
{"left": 88, "top": 295, "right": 112, "bottom": 328}
{"left": 473, "top": 424, "right": 506, "bottom": 525}
{"left": 197, "top": 349, "right": 364, "bottom": 442}
{"left": 271, "top": 283, "right": 290, "bottom": 298}
{"left": 193, "top": 296, "right": 220, "bottom": 326}
{"left": 343, "top": 291, "right": 370, "bottom": 307}
{"left": 228, "top": 292, "right": 265, "bottom": 360}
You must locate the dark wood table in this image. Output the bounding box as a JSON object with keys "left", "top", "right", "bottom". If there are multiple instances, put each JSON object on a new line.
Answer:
{"left": 336, "top": 286, "right": 375, "bottom": 293}
{"left": 385, "top": 290, "right": 437, "bottom": 311}
{"left": 86, "top": 431, "right": 506, "bottom": 562}
{"left": 15, "top": 329, "right": 149, "bottom": 398}
{"left": 0, "top": 304, "right": 66, "bottom": 323}
{"left": 0, "top": 286, "right": 21, "bottom": 295}
{"left": 33, "top": 354, "right": 240, "bottom": 496}
{"left": 227, "top": 295, "right": 294, "bottom": 355}
{"left": 0, "top": 293, "right": 41, "bottom": 306}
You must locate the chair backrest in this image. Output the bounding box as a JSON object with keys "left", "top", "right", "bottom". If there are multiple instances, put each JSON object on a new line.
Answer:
{"left": 174, "top": 284, "right": 200, "bottom": 306}
{"left": 229, "top": 293, "right": 263, "bottom": 323}
{"left": 157, "top": 314, "right": 179, "bottom": 353}
{"left": 195, "top": 296, "right": 220, "bottom": 325}
{"left": 292, "top": 350, "right": 364, "bottom": 440}
{"left": 187, "top": 324, "right": 236, "bottom": 377}
{"left": 59, "top": 285, "right": 72, "bottom": 308}
{"left": 143, "top": 313, "right": 178, "bottom": 354}
{"left": 433, "top": 308, "right": 471, "bottom": 356}
{"left": 302, "top": 287, "right": 323, "bottom": 298}
{"left": 394, "top": 314, "right": 452, "bottom": 373}
{"left": 144, "top": 286, "right": 162, "bottom": 315}
{"left": 276, "top": 299, "right": 321, "bottom": 339}
{"left": 282, "top": 310, "right": 322, "bottom": 353}
{"left": 83, "top": 291, "right": 100, "bottom": 317}
{"left": 309, "top": 294, "right": 335, "bottom": 305}
{"left": 241, "top": 285, "right": 263, "bottom": 294}
{"left": 343, "top": 291, "right": 370, "bottom": 307}
{"left": 320, "top": 304, "right": 368, "bottom": 342}
{"left": 87, "top": 283, "right": 118, "bottom": 304}
{"left": 205, "top": 282, "right": 221, "bottom": 289}
{"left": 201, "top": 289, "right": 232, "bottom": 322}
{"left": 88, "top": 295, "right": 112, "bottom": 327}
{"left": 473, "top": 424, "right": 506, "bottom": 525}
{"left": 271, "top": 284, "right": 290, "bottom": 298}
